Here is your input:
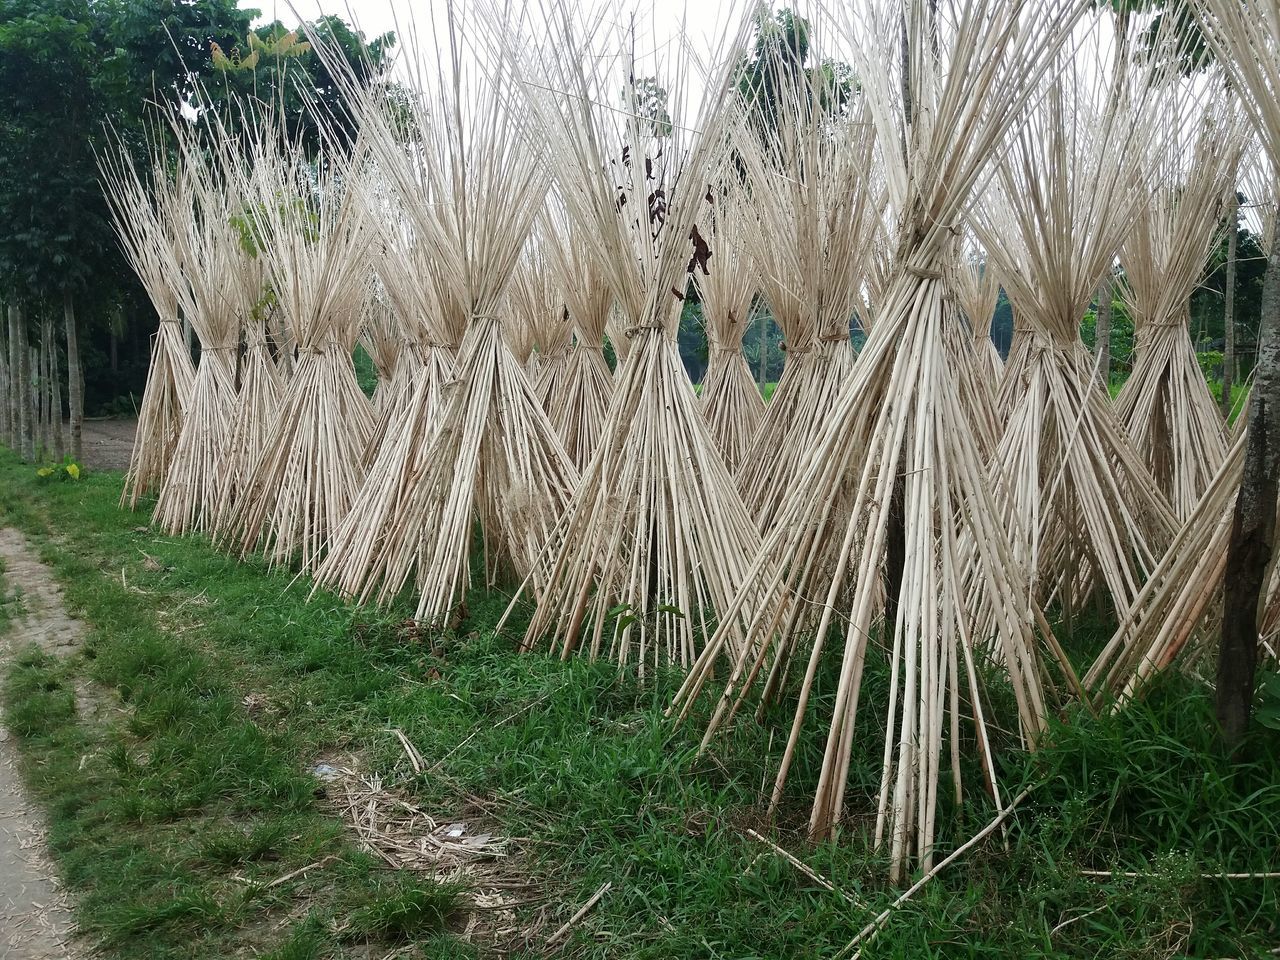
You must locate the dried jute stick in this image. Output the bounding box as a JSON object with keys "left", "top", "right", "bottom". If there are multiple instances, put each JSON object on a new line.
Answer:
{"left": 745, "top": 829, "right": 862, "bottom": 907}
{"left": 546, "top": 880, "right": 612, "bottom": 947}
{"left": 1082, "top": 869, "right": 1280, "bottom": 880}
{"left": 835, "top": 785, "right": 1036, "bottom": 960}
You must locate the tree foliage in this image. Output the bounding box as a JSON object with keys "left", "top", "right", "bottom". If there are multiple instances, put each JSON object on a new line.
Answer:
{"left": 0, "top": 0, "right": 393, "bottom": 409}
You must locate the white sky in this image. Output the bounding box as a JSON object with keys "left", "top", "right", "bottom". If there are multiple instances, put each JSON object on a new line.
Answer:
{"left": 248, "top": 0, "right": 751, "bottom": 74}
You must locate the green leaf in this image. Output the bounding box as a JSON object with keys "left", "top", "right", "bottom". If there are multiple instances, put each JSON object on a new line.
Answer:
{"left": 1256, "top": 703, "right": 1280, "bottom": 731}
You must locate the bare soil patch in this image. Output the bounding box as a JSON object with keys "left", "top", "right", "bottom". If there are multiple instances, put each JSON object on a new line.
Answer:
{"left": 76, "top": 419, "right": 136, "bottom": 473}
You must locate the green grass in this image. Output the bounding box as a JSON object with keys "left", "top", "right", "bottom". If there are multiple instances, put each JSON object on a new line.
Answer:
{"left": 0, "top": 448, "right": 1277, "bottom": 958}
{"left": 0, "top": 555, "right": 17, "bottom": 630}
{"left": 1106, "top": 373, "right": 1248, "bottom": 425}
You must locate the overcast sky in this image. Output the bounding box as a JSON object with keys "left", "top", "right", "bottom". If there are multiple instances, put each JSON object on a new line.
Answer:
{"left": 249, "top": 0, "right": 751, "bottom": 72}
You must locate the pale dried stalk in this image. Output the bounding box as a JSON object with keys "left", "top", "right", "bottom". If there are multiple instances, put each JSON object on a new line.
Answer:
{"left": 695, "top": 192, "right": 764, "bottom": 470}
{"left": 1102, "top": 0, "right": 1280, "bottom": 700}
{"left": 153, "top": 135, "right": 261, "bottom": 535}
{"left": 311, "top": 6, "right": 577, "bottom": 620}
{"left": 363, "top": 297, "right": 413, "bottom": 423}
{"left": 948, "top": 246, "right": 1004, "bottom": 385}
{"left": 366, "top": 224, "right": 465, "bottom": 466}
{"left": 732, "top": 65, "right": 883, "bottom": 529}
{"left": 1087, "top": 434, "right": 1244, "bottom": 700}
{"left": 498, "top": 1, "right": 762, "bottom": 670}
{"left": 213, "top": 317, "right": 281, "bottom": 529}
{"left": 972, "top": 48, "right": 1179, "bottom": 619}
{"left": 326, "top": 318, "right": 577, "bottom": 620}
{"left": 218, "top": 123, "right": 375, "bottom": 568}
{"left": 312, "top": 343, "right": 455, "bottom": 600}
{"left": 675, "top": 0, "right": 1085, "bottom": 885}
{"left": 541, "top": 213, "right": 615, "bottom": 468}
{"left": 513, "top": 249, "right": 569, "bottom": 410}
{"left": 311, "top": 218, "right": 461, "bottom": 599}
{"left": 1114, "top": 85, "right": 1243, "bottom": 519}
{"left": 99, "top": 137, "right": 197, "bottom": 507}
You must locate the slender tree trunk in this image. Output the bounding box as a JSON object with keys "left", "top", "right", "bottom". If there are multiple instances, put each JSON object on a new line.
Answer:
{"left": 6, "top": 304, "right": 19, "bottom": 449}
{"left": 0, "top": 304, "right": 9, "bottom": 446}
{"left": 16, "top": 305, "right": 33, "bottom": 461}
{"left": 1222, "top": 199, "right": 1239, "bottom": 420}
{"left": 1096, "top": 276, "right": 1112, "bottom": 388}
{"left": 50, "top": 322, "right": 64, "bottom": 458}
{"left": 64, "top": 291, "right": 82, "bottom": 461}
{"left": 40, "top": 320, "right": 54, "bottom": 457}
{"left": 36, "top": 343, "right": 46, "bottom": 458}
{"left": 1219, "top": 233, "right": 1280, "bottom": 747}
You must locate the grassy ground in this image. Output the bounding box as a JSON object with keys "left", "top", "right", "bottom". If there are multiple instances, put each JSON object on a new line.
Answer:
{"left": 0, "top": 450, "right": 1277, "bottom": 958}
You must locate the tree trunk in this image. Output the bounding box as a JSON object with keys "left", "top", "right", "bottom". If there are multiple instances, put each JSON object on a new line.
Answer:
{"left": 16, "top": 305, "right": 33, "bottom": 461}
{"left": 64, "top": 291, "right": 82, "bottom": 461}
{"left": 1096, "top": 276, "right": 1112, "bottom": 388}
{"left": 40, "top": 321, "right": 54, "bottom": 457}
{"left": 1222, "top": 199, "right": 1239, "bottom": 420}
{"left": 6, "top": 304, "right": 19, "bottom": 449}
{"left": 50, "top": 321, "right": 65, "bottom": 458}
{"left": 35, "top": 343, "right": 45, "bottom": 458}
{"left": 0, "top": 303, "right": 10, "bottom": 446}
{"left": 1219, "top": 232, "right": 1280, "bottom": 748}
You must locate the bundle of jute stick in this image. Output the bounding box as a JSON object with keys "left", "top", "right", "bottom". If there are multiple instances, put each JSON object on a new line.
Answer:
{"left": 540, "top": 213, "right": 615, "bottom": 469}
{"left": 513, "top": 248, "right": 570, "bottom": 411}
{"left": 732, "top": 56, "right": 884, "bottom": 529}
{"left": 312, "top": 9, "right": 577, "bottom": 621}
{"left": 1085, "top": 0, "right": 1280, "bottom": 701}
{"left": 673, "top": 0, "right": 1085, "bottom": 885}
{"left": 695, "top": 189, "right": 765, "bottom": 472}
{"left": 214, "top": 291, "right": 280, "bottom": 530}
{"left": 971, "top": 44, "right": 1179, "bottom": 624}
{"left": 506, "top": 297, "right": 542, "bottom": 385}
{"left": 1086, "top": 433, "right": 1244, "bottom": 700}
{"left": 498, "top": 2, "right": 762, "bottom": 671}
{"left": 1114, "top": 82, "right": 1243, "bottom": 519}
{"left": 100, "top": 133, "right": 196, "bottom": 509}
{"left": 948, "top": 241, "right": 1004, "bottom": 387}
{"left": 363, "top": 296, "right": 410, "bottom": 421}
{"left": 218, "top": 117, "right": 376, "bottom": 568}
{"left": 153, "top": 131, "right": 261, "bottom": 535}
{"left": 312, "top": 224, "right": 463, "bottom": 601}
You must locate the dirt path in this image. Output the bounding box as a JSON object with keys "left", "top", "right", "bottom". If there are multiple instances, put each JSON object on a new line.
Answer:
{"left": 0, "top": 528, "right": 82, "bottom": 959}
{"left": 76, "top": 420, "right": 135, "bottom": 473}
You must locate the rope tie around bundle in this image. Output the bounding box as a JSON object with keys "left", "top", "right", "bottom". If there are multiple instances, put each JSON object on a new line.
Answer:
{"left": 298, "top": 340, "right": 344, "bottom": 356}
{"left": 906, "top": 265, "right": 944, "bottom": 281}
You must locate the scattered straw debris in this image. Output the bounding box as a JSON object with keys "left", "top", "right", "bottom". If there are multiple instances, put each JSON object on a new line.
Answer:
{"left": 314, "top": 756, "right": 549, "bottom": 950}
